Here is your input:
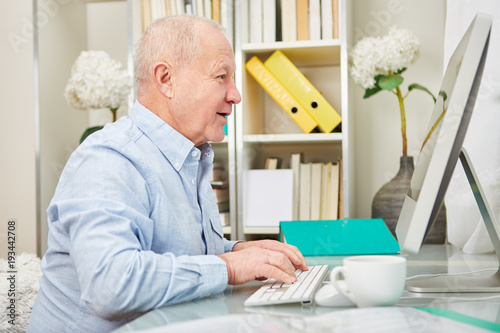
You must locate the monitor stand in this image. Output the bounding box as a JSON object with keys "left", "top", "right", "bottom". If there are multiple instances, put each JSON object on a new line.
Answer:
{"left": 408, "top": 147, "right": 500, "bottom": 293}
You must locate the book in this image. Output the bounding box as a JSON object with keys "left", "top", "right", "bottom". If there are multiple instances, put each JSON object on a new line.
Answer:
{"left": 164, "top": 0, "right": 173, "bottom": 16}
{"left": 196, "top": 0, "right": 204, "bottom": 16}
{"left": 264, "top": 50, "right": 342, "bottom": 133}
{"left": 308, "top": 0, "right": 321, "bottom": 40}
{"left": 281, "top": 0, "right": 297, "bottom": 42}
{"left": 310, "top": 162, "right": 323, "bottom": 220}
{"left": 212, "top": 0, "right": 220, "bottom": 23}
{"left": 298, "top": 162, "right": 312, "bottom": 220}
{"left": 328, "top": 162, "right": 340, "bottom": 219}
{"left": 249, "top": 0, "right": 263, "bottom": 43}
{"left": 220, "top": 0, "right": 233, "bottom": 48}
{"left": 174, "top": 0, "right": 184, "bottom": 14}
{"left": 262, "top": 0, "right": 276, "bottom": 43}
{"left": 296, "top": 0, "right": 309, "bottom": 40}
{"left": 185, "top": 0, "right": 195, "bottom": 14}
{"left": 338, "top": 158, "right": 343, "bottom": 219}
{"left": 151, "top": 0, "right": 166, "bottom": 20}
{"left": 244, "top": 169, "right": 294, "bottom": 227}
{"left": 141, "top": 0, "right": 153, "bottom": 31}
{"left": 290, "top": 153, "right": 302, "bottom": 220}
{"left": 332, "top": 0, "right": 339, "bottom": 39}
{"left": 321, "top": 0, "right": 333, "bottom": 40}
{"left": 265, "top": 157, "right": 281, "bottom": 169}
{"left": 279, "top": 219, "right": 401, "bottom": 256}
{"left": 203, "top": 0, "right": 212, "bottom": 18}
{"left": 245, "top": 56, "right": 318, "bottom": 133}
{"left": 320, "top": 162, "right": 330, "bottom": 219}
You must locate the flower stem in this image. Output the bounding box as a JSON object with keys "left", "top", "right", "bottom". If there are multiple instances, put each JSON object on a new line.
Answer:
{"left": 396, "top": 86, "right": 407, "bottom": 156}
{"left": 110, "top": 108, "right": 118, "bottom": 122}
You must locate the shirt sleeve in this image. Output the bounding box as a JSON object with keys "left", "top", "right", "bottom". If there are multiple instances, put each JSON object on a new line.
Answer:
{"left": 223, "top": 239, "right": 241, "bottom": 253}
{"left": 51, "top": 143, "right": 229, "bottom": 321}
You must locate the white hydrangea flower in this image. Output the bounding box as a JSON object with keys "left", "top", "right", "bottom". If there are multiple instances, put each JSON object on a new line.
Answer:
{"left": 349, "top": 27, "right": 421, "bottom": 89}
{"left": 65, "top": 50, "right": 132, "bottom": 110}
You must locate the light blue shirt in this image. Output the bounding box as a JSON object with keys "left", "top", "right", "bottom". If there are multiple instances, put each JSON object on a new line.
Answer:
{"left": 28, "top": 101, "right": 237, "bottom": 333}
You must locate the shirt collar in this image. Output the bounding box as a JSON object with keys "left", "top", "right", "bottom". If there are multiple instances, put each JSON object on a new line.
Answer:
{"left": 130, "top": 101, "right": 212, "bottom": 171}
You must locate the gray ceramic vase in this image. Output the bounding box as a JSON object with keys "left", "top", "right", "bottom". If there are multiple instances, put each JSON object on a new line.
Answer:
{"left": 371, "top": 156, "right": 447, "bottom": 244}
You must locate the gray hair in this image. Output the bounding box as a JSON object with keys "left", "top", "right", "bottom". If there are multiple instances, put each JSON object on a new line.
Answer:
{"left": 134, "top": 14, "right": 226, "bottom": 86}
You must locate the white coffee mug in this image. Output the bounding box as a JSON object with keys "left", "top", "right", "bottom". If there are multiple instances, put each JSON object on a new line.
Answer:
{"left": 330, "top": 255, "right": 407, "bottom": 307}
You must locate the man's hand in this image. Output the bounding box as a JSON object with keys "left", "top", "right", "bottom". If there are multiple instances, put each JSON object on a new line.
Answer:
{"left": 217, "top": 240, "right": 308, "bottom": 285}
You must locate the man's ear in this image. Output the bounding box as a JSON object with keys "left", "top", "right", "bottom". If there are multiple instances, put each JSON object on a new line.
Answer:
{"left": 153, "top": 61, "right": 174, "bottom": 98}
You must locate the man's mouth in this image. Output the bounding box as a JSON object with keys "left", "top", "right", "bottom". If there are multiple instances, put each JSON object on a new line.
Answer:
{"left": 217, "top": 111, "right": 231, "bottom": 118}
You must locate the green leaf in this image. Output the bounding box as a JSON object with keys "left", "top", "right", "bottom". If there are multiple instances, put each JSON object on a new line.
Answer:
{"left": 438, "top": 90, "right": 447, "bottom": 102}
{"left": 80, "top": 126, "right": 104, "bottom": 144}
{"left": 363, "top": 86, "right": 382, "bottom": 98}
{"left": 408, "top": 84, "right": 437, "bottom": 103}
{"left": 377, "top": 74, "right": 404, "bottom": 91}
{"left": 395, "top": 67, "right": 407, "bottom": 75}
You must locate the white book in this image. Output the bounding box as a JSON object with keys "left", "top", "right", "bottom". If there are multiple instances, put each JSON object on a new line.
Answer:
{"left": 151, "top": 0, "right": 165, "bottom": 20}
{"left": 190, "top": 0, "right": 198, "bottom": 14}
{"left": 328, "top": 162, "right": 340, "bottom": 219}
{"left": 320, "top": 162, "right": 331, "bottom": 219}
{"left": 290, "top": 153, "right": 302, "bottom": 220}
{"left": 310, "top": 162, "right": 323, "bottom": 220}
{"left": 299, "top": 163, "right": 312, "bottom": 220}
{"left": 204, "top": 0, "right": 212, "bottom": 18}
{"left": 221, "top": 0, "right": 234, "bottom": 47}
{"left": 174, "top": 0, "right": 184, "bottom": 14}
{"left": 244, "top": 169, "right": 294, "bottom": 227}
{"left": 321, "top": 0, "right": 334, "bottom": 40}
{"left": 164, "top": 0, "right": 173, "bottom": 16}
{"left": 309, "top": 0, "right": 321, "bottom": 40}
{"left": 281, "top": 0, "right": 297, "bottom": 42}
{"left": 197, "top": 0, "right": 205, "bottom": 16}
{"left": 249, "top": 0, "right": 263, "bottom": 43}
{"left": 263, "top": 0, "right": 276, "bottom": 43}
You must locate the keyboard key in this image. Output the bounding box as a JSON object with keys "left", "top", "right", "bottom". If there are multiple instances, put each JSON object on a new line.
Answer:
{"left": 244, "top": 265, "right": 329, "bottom": 306}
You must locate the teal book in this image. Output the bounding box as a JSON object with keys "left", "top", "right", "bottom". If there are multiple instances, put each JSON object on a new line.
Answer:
{"left": 279, "top": 219, "right": 400, "bottom": 256}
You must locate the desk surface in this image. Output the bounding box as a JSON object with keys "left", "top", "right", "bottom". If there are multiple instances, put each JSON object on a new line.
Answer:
{"left": 114, "top": 245, "right": 500, "bottom": 332}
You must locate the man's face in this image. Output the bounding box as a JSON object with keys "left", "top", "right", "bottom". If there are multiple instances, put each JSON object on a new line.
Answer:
{"left": 170, "top": 25, "right": 241, "bottom": 146}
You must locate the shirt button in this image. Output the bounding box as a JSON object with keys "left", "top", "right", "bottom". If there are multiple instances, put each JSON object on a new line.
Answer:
{"left": 192, "top": 179, "right": 196, "bottom": 185}
{"left": 175, "top": 162, "right": 180, "bottom": 168}
{"left": 191, "top": 151, "right": 198, "bottom": 157}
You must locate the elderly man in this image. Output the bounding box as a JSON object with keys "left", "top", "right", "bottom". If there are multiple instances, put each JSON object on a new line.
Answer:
{"left": 28, "top": 14, "right": 307, "bottom": 333}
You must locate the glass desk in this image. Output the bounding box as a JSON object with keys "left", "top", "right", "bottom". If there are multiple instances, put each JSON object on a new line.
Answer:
{"left": 114, "top": 245, "right": 500, "bottom": 332}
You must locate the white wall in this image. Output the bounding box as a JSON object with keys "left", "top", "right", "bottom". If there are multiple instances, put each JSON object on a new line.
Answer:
{"left": 350, "top": 0, "right": 446, "bottom": 218}
{"left": 0, "top": 0, "right": 38, "bottom": 259}
{"left": 38, "top": 0, "right": 88, "bottom": 255}
{"left": 38, "top": 0, "right": 128, "bottom": 255}
{"left": 86, "top": 1, "right": 129, "bottom": 127}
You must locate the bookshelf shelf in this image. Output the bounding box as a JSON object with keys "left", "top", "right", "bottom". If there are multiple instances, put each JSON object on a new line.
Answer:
{"left": 243, "top": 133, "right": 343, "bottom": 144}
{"left": 244, "top": 226, "right": 280, "bottom": 235}
{"left": 242, "top": 40, "right": 341, "bottom": 66}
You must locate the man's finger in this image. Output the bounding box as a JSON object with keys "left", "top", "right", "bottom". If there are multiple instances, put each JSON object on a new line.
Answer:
{"left": 258, "top": 264, "right": 296, "bottom": 284}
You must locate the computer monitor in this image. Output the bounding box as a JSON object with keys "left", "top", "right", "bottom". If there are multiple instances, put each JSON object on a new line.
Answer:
{"left": 395, "top": 13, "right": 500, "bottom": 292}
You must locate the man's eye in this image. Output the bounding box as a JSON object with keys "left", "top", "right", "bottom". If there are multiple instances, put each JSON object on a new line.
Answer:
{"left": 219, "top": 74, "right": 226, "bottom": 80}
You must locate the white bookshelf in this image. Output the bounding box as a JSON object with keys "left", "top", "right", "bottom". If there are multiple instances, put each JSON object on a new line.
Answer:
{"left": 234, "top": 0, "right": 352, "bottom": 240}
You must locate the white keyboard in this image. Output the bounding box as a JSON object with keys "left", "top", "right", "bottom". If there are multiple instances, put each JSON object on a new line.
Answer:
{"left": 244, "top": 265, "right": 329, "bottom": 306}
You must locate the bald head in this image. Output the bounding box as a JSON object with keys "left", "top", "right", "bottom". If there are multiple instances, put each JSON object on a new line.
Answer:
{"left": 134, "top": 15, "right": 226, "bottom": 91}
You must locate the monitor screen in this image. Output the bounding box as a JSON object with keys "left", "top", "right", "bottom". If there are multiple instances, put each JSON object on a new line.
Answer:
{"left": 395, "top": 13, "right": 492, "bottom": 255}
